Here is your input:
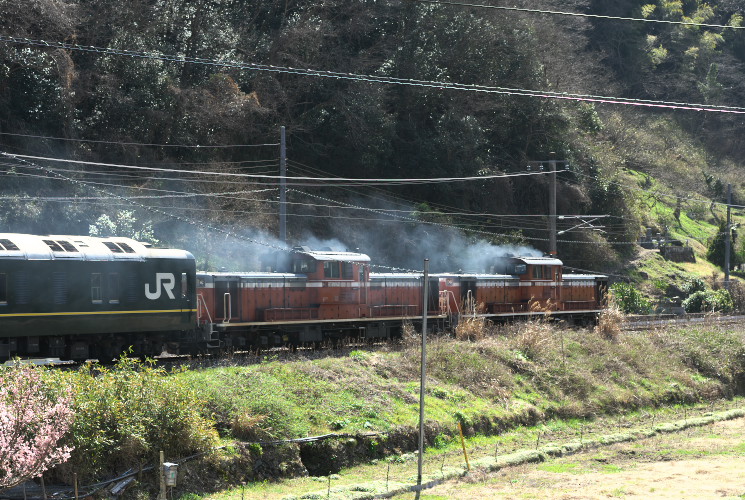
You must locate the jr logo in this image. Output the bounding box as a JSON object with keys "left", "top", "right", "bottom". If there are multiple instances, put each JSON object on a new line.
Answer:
{"left": 145, "top": 273, "right": 176, "bottom": 300}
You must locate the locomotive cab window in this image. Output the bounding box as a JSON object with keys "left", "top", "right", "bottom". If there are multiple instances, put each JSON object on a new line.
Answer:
{"left": 514, "top": 264, "right": 527, "bottom": 275}
{"left": 292, "top": 259, "right": 317, "bottom": 273}
{"left": 324, "top": 261, "right": 341, "bottom": 278}
{"left": 0, "top": 273, "right": 6, "bottom": 305}
{"left": 533, "top": 266, "right": 544, "bottom": 279}
{"left": 91, "top": 273, "right": 102, "bottom": 303}
{"left": 342, "top": 262, "right": 353, "bottom": 279}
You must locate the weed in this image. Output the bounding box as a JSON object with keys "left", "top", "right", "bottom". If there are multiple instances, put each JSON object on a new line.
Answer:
{"left": 595, "top": 306, "right": 624, "bottom": 341}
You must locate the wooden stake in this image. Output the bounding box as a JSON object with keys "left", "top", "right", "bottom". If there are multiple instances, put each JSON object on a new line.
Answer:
{"left": 457, "top": 422, "right": 470, "bottom": 471}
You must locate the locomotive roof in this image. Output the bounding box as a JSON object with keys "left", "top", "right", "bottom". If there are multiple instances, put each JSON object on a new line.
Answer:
{"left": 512, "top": 256, "right": 564, "bottom": 266}
{"left": 197, "top": 271, "right": 303, "bottom": 279}
{"left": 293, "top": 248, "right": 371, "bottom": 262}
{"left": 0, "top": 233, "right": 194, "bottom": 261}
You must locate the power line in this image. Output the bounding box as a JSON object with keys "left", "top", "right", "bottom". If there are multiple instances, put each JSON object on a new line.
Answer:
{"left": 1, "top": 152, "right": 641, "bottom": 248}
{"left": 0, "top": 131, "right": 278, "bottom": 148}
{"left": 10, "top": 153, "right": 555, "bottom": 185}
{"left": 407, "top": 0, "right": 745, "bottom": 30}
{"left": 2, "top": 35, "right": 745, "bottom": 114}
{"left": 0, "top": 152, "right": 427, "bottom": 272}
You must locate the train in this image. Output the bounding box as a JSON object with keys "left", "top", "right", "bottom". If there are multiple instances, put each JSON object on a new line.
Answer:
{"left": 0, "top": 233, "right": 608, "bottom": 361}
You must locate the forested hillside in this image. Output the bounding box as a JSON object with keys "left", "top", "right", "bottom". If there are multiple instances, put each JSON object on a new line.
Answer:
{"left": 1, "top": 0, "right": 744, "bottom": 274}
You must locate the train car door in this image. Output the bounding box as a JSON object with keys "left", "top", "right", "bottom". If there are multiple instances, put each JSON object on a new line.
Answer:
{"left": 359, "top": 265, "right": 368, "bottom": 304}
{"left": 214, "top": 279, "right": 240, "bottom": 321}
{"left": 460, "top": 278, "right": 476, "bottom": 313}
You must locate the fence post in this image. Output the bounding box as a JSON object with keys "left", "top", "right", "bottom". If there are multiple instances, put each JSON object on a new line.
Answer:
{"left": 158, "top": 451, "right": 167, "bottom": 500}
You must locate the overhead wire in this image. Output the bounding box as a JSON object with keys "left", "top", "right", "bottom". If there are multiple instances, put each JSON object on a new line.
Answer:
{"left": 406, "top": 0, "right": 745, "bottom": 30}
{"left": 1, "top": 35, "right": 745, "bottom": 114}
{"left": 0, "top": 131, "right": 279, "bottom": 148}
{"left": 0, "top": 152, "right": 431, "bottom": 272}
{"left": 9, "top": 153, "right": 558, "bottom": 185}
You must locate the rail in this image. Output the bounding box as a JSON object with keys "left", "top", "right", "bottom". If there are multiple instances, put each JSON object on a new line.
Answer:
{"left": 623, "top": 313, "right": 745, "bottom": 329}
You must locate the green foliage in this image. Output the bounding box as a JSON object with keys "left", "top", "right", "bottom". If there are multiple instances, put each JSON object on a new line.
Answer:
{"left": 610, "top": 282, "right": 654, "bottom": 314}
{"left": 57, "top": 357, "right": 218, "bottom": 481}
{"left": 682, "top": 289, "right": 733, "bottom": 313}
{"left": 680, "top": 277, "right": 707, "bottom": 295}
{"left": 89, "top": 210, "right": 158, "bottom": 244}
{"left": 706, "top": 221, "right": 741, "bottom": 270}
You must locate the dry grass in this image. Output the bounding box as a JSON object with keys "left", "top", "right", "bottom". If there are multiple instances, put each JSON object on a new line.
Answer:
{"left": 232, "top": 413, "right": 272, "bottom": 441}
{"left": 400, "top": 320, "right": 419, "bottom": 349}
{"left": 455, "top": 316, "right": 491, "bottom": 341}
{"left": 595, "top": 306, "right": 625, "bottom": 341}
{"left": 507, "top": 320, "right": 554, "bottom": 360}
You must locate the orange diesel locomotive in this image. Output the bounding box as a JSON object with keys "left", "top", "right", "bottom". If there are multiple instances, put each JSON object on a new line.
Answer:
{"left": 195, "top": 248, "right": 607, "bottom": 349}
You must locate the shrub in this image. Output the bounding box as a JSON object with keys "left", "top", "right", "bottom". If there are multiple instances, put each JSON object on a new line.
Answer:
{"left": 682, "top": 289, "right": 733, "bottom": 313}
{"left": 680, "top": 277, "right": 707, "bottom": 295}
{"left": 609, "top": 282, "right": 653, "bottom": 314}
{"left": 58, "top": 358, "right": 218, "bottom": 482}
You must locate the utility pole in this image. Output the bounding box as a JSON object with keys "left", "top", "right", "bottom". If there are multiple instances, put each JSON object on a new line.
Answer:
{"left": 527, "top": 156, "right": 569, "bottom": 256}
{"left": 279, "top": 126, "right": 287, "bottom": 245}
{"left": 725, "top": 183, "right": 731, "bottom": 290}
{"left": 548, "top": 152, "right": 557, "bottom": 256}
{"left": 415, "top": 259, "right": 429, "bottom": 500}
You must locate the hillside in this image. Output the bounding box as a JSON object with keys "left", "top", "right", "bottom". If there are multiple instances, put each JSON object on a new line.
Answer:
{"left": 1, "top": 1, "right": 744, "bottom": 288}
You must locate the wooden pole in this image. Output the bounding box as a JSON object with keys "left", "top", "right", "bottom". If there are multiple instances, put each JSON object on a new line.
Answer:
{"left": 457, "top": 422, "right": 470, "bottom": 471}
{"left": 158, "top": 451, "right": 167, "bottom": 500}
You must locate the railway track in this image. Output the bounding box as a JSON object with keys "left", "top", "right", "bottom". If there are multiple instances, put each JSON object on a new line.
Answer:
{"left": 12, "top": 313, "right": 745, "bottom": 368}
{"left": 623, "top": 313, "right": 745, "bottom": 330}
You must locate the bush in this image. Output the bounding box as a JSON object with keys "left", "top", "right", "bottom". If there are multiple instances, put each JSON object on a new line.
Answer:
{"left": 682, "top": 289, "right": 733, "bottom": 313}
{"left": 56, "top": 358, "right": 219, "bottom": 482}
{"left": 680, "top": 277, "right": 707, "bottom": 295}
{"left": 609, "top": 282, "right": 653, "bottom": 314}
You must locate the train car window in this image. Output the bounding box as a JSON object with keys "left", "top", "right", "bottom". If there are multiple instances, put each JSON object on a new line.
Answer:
{"left": 117, "top": 242, "right": 136, "bottom": 253}
{"left": 0, "top": 273, "right": 6, "bottom": 304}
{"left": 43, "top": 240, "right": 65, "bottom": 252}
{"left": 58, "top": 241, "right": 78, "bottom": 252}
{"left": 324, "top": 261, "right": 340, "bottom": 278}
{"left": 103, "top": 242, "right": 124, "bottom": 253}
{"left": 53, "top": 272, "right": 68, "bottom": 305}
{"left": 0, "top": 239, "right": 19, "bottom": 251}
{"left": 181, "top": 272, "right": 188, "bottom": 297}
{"left": 342, "top": 262, "right": 353, "bottom": 279}
{"left": 534, "top": 266, "right": 543, "bottom": 279}
{"left": 108, "top": 273, "right": 120, "bottom": 304}
{"left": 91, "top": 273, "right": 102, "bottom": 303}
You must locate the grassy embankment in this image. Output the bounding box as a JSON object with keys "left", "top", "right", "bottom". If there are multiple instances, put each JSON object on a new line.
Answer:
{"left": 42, "top": 314, "right": 745, "bottom": 496}
{"left": 33, "top": 314, "right": 745, "bottom": 498}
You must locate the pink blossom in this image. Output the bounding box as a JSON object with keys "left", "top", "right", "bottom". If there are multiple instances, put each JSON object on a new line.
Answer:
{"left": 0, "top": 364, "right": 74, "bottom": 490}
